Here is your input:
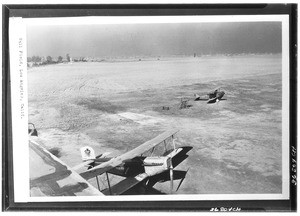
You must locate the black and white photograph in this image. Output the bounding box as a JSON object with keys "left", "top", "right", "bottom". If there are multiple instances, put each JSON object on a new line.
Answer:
{"left": 5, "top": 7, "right": 296, "bottom": 211}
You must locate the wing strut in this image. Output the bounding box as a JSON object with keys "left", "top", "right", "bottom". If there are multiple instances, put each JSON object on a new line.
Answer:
{"left": 169, "top": 135, "right": 176, "bottom": 193}
{"left": 172, "top": 135, "right": 176, "bottom": 150}
{"left": 106, "top": 172, "right": 112, "bottom": 195}
{"left": 169, "top": 158, "right": 174, "bottom": 194}
{"left": 150, "top": 146, "right": 155, "bottom": 157}
{"left": 96, "top": 175, "right": 101, "bottom": 191}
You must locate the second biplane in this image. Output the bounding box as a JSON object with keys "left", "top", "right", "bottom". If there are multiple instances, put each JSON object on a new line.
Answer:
{"left": 194, "top": 88, "right": 226, "bottom": 104}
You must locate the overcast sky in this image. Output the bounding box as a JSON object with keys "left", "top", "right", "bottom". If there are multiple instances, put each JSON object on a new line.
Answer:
{"left": 26, "top": 22, "right": 282, "bottom": 58}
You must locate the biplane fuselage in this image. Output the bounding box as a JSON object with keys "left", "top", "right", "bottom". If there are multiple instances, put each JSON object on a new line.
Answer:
{"left": 88, "top": 154, "right": 171, "bottom": 177}
{"left": 89, "top": 157, "right": 145, "bottom": 177}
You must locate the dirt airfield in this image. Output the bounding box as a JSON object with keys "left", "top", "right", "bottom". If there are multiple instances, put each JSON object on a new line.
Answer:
{"left": 28, "top": 54, "right": 282, "bottom": 195}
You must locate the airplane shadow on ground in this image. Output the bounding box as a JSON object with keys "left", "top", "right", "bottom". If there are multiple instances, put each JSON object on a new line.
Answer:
{"left": 123, "top": 169, "right": 188, "bottom": 195}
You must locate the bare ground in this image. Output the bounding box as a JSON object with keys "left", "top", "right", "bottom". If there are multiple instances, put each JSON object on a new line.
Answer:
{"left": 28, "top": 54, "right": 282, "bottom": 194}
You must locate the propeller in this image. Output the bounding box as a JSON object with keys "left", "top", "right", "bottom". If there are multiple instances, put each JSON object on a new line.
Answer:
{"left": 169, "top": 157, "right": 174, "bottom": 194}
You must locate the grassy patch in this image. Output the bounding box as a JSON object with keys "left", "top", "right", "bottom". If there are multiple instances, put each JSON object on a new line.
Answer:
{"left": 76, "top": 98, "right": 125, "bottom": 114}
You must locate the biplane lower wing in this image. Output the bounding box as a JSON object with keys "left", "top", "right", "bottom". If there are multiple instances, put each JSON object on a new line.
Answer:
{"left": 29, "top": 140, "right": 103, "bottom": 196}
{"left": 207, "top": 97, "right": 218, "bottom": 103}
{"left": 80, "top": 129, "right": 179, "bottom": 180}
{"left": 102, "top": 173, "right": 149, "bottom": 195}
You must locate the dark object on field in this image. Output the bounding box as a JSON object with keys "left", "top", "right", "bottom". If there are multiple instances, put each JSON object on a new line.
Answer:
{"left": 194, "top": 87, "right": 226, "bottom": 104}
{"left": 162, "top": 106, "right": 170, "bottom": 110}
{"left": 179, "top": 98, "right": 190, "bottom": 109}
{"left": 28, "top": 123, "right": 38, "bottom": 136}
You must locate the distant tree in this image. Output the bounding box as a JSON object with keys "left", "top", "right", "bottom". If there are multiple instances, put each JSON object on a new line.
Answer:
{"left": 27, "top": 57, "right": 32, "bottom": 62}
{"left": 58, "top": 56, "right": 63, "bottom": 62}
{"left": 46, "top": 56, "right": 53, "bottom": 63}
{"left": 66, "top": 54, "right": 70, "bottom": 62}
{"left": 31, "top": 55, "right": 42, "bottom": 63}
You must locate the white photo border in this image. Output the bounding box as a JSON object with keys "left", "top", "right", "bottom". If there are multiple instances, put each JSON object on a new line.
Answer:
{"left": 9, "top": 14, "right": 290, "bottom": 203}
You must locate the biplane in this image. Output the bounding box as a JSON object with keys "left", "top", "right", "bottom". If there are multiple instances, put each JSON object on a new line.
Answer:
{"left": 29, "top": 126, "right": 192, "bottom": 196}
{"left": 194, "top": 88, "right": 226, "bottom": 104}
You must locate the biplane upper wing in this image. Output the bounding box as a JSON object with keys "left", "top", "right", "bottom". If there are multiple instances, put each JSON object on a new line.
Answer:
{"left": 29, "top": 140, "right": 103, "bottom": 196}
{"left": 80, "top": 129, "right": 179, "bottom": 180}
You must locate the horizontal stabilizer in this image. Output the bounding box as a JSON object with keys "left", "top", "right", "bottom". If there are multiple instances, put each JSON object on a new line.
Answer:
{"left": 73, "top": 152, "right": 112, "bottom": 171}
{"left": 98, "top": 152, "right": 111, "bottom": 158}
{"left": 72, "top": 160, "right": 94, "bottom": 171}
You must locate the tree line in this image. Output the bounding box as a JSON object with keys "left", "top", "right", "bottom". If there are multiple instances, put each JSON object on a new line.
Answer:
{"left": 27, "top": 54, "right": 72, "bottom": 66}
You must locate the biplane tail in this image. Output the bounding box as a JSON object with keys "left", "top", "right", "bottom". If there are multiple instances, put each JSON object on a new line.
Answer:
{"left": 194, "top": 93, "right": 201, "bottom": 101}
{"left": 80, "top": 146, "right": 112, "bottom": 162}
{"left": 80, "top": 146, "right": 96, "bottom": 161}
{"left": 72, "top": 146, "right": 111, "bottom": 171}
